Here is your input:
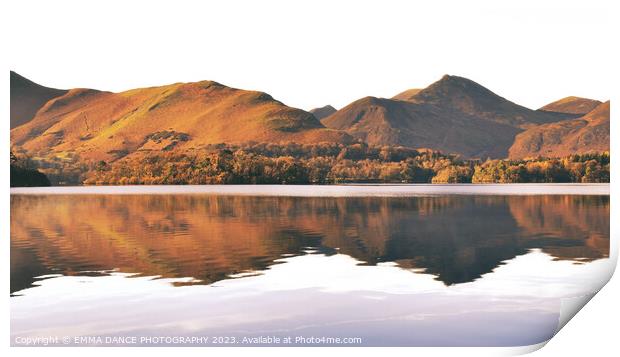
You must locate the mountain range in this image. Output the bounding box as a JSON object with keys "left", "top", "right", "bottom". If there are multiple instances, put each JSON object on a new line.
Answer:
{"left": 320, "top": 75, "right": 601, "bottom": 158}
{"left": 10, "top": 73, "right": 350, "bottom": 161}
{"left": 10, "top": 71, "right": 609, "bottom": 161}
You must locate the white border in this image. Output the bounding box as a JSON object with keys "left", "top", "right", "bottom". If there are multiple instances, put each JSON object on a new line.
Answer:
{"left": 3, "top": 0, "right": 618, "bottom": 355}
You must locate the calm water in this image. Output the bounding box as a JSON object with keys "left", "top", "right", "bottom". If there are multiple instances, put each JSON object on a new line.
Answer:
{"left": 10, "top": 185, "right": 610, "bottom": 346}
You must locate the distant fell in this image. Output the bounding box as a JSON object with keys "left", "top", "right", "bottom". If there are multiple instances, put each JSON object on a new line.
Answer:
{"left": 539, "top": 96, "right": 602, "bottom": 115}
{"left": 309, "top": 105, "right": 337, "bottom": 120}
{"left": 10, "top": 71, "right": 67, "bottom": 129}
{"left": 321, "top": 75, "right": 578, "bottom": 158}
{"left": 509, "top": 101, "right": 610, "bottom": 159}
{"left": 392, "top": 88, "right": 421, "bottom": 101}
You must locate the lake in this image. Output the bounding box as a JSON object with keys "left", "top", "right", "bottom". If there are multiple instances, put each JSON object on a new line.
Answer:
{"left": 10, "top": 184, "right": 611, "bottom": 347}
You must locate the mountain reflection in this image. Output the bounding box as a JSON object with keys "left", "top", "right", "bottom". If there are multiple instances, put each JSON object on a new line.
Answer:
{"left": 10, "top": 194, "right": 609, "bottom": 293}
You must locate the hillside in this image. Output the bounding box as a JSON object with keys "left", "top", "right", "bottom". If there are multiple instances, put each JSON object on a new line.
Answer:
{"left": 407, "top": 75, "right": 574, "bottom": 128}
{"left": 10, "top": 73, "right": 609, "bottom": 164}
{"left": 392, "top": 88, "right": 421, "bottom": 101}
{"left": 321, "top": 75, "right": 576, "bottom": 158}
{"left": 309, "top": 105, "right": 337, "bottom": 120}
{"left": 508, "top": 101, "right": 610, "bottom": 159}
{"left": 321, "top": 95, "right": 520, "bottom": 158}
{"left": 11, "top": 78, "right": 351, "bottom": 162}
{"left": 539, "top": 96, "right": 602, "bottom": 115}
{"left": 10, "top": 71, "right": 67, "bottom": 129}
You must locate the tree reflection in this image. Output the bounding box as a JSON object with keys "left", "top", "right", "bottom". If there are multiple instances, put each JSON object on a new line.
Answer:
{"left": 10, "top": 194, "right": 609, "bottom": 293}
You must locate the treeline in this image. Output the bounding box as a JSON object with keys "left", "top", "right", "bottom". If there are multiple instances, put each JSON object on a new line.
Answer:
{"left": 83, "top": 143, "right": 443, "bottom": 185}
{"left": 77, "top": 143, "right": 609, "bottom": 185}
{"left": 471, "top": 154, "right": 610, "bottom": 183}
{"left": 10, "top": 152, "right": 51, "bottom": 187}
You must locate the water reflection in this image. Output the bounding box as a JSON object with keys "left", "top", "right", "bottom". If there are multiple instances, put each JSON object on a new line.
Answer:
{"left": 10, "top": 194, "right": 609, "bottom": 294}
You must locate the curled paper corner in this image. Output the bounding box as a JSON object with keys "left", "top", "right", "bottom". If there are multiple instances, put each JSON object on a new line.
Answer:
{"left": 545, "top": 262, "right": 617, "bottom": 349}
{"left": 508, "top": 294, "right": 598, "bottom": 356}
{"left": 521, "top": 259, "right": 618, "bottom": 355}
{"left": 512, "top": 341, "right": 549, "bottom": 356}
{"left": 556, "top": 292, "right": 598, "bottom": 334}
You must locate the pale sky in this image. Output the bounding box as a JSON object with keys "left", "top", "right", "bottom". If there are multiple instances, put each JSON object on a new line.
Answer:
{"left": 6, "top": 0, "right": 614, "bottom": 111}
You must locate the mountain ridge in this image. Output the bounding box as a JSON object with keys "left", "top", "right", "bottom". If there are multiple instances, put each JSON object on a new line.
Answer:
{"left": 508, "top": 101, "right": 610, "bottom": 159}
{"left": 392, "top": 88, "right": 421, "bottom": 101}
{"left": 309, "top": 105, "right": 337, "bottom": 120}
{"left": 407, "top": 75, "right": 574, "bottom": 128}
{"left": 10, "top": 75, "right": 352, "bottom": 161}
{"left": 539, "top": 96, "right": 603, "bottom": 115}
{"left": 11, "top": 72, "right": 608, "bottom": 161}
{"left": 10, "top": 71, "right": 68, "bottom": 129}
{"left": 321, "top": 75, "right": 582, "bottom": 158}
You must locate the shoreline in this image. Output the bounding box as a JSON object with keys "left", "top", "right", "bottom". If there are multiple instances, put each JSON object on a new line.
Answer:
{"left": 9, "top": 183, "right": 610, "bottom": 196}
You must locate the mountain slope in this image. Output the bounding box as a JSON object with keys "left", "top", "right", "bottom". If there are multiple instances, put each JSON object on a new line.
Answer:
{"left": 322, "top": 95, "right": 521, "bottom": 158}
{"left": 539, "top": 96, "right": 602, "bottom": 115}
{"left": 309, "top": 105, "right": 336, "bottom": 120}
{"left": 10, "top": 71, "right": 67, "bottom": 129}
{"left": 508, "top": 101, "right": 610, "bottom": 159}
{"left": 392, "top": 88, "right": 421, "bottom": 101}
{"left": 407, "top": 75, "right": 573, "bottom": 128}
{"left": 11, "top": 78, "right": 351, "bottom": 161}
{"left": 322, "top": 75, "right": 576, "bottom": 158}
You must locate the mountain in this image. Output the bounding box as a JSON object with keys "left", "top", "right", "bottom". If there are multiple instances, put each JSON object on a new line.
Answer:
{"left": 10, "top": 71, "right": 67, "bottom": 129}
{"left": 508, "top": 101, "right": 610, "bottom": 159}
{"left": 309, "top": 105, "right": 337, "bottom": 120}
{"left": 539, "top": 96, "right": 602, "bottom": 115}
{"left": 406, "top": 75, "right": 573, "bottom": 128}
{"left": 11, "top": 77, "right": 351, "bottom": 162}
{"left": 321, "top": 95, "right": 520, "bottom": 158}
{"left": 11, "top": 73, "right": 608, "bottom": 162}
{"left": 392, "top": 88, "right": 421, "bottom": 101}
{"left": 321, "top": 75, "right": 576, "bottom": 158}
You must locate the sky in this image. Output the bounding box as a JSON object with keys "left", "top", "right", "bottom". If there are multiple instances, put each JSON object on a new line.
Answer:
{"left": 6, "top": 0, "right": 614, "bottom": 111}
